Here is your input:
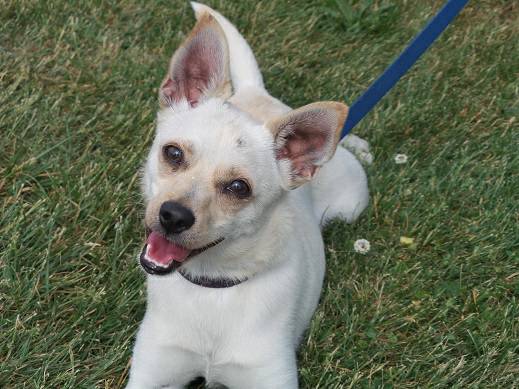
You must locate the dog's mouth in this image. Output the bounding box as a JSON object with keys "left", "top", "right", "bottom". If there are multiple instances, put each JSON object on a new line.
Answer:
{"left": 140, "top": 231, "right": 224, "bottom": 275}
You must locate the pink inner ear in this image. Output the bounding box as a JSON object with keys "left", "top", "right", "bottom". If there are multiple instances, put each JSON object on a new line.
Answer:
{"left": 276, "top": 123, "right": 328, "bottom": 177}
{"left": 161, "top": 77, "right": 205, "bottom": 107}
{"left": 161, "top": 28, "right": 224, "bottom": 107}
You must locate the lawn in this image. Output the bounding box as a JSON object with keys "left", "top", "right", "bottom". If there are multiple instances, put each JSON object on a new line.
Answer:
{"left": 1, "top": 0, "right": 518, "bottom": 387}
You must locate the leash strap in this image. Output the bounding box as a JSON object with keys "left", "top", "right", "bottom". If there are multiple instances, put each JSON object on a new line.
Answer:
{"left": 341, "top": 0, "right": 469, "bottom": 139}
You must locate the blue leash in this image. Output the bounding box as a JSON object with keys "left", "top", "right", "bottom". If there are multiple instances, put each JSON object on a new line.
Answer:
{"left": 341, "top": 0, "right": 469, "bottom": 139}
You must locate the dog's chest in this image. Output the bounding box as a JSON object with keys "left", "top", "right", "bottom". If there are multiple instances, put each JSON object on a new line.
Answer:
{"left": 146, "top": 274, "right": 294, "bottom": 359}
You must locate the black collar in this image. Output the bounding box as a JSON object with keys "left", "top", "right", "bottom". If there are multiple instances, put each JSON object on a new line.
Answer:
{"left": 178, "top": 269, "right": 247, "bottom": 288}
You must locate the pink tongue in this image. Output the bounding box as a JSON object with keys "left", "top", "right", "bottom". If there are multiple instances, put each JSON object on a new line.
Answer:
{"left": 146, "top": 231, "right": 191, "bottom": 265}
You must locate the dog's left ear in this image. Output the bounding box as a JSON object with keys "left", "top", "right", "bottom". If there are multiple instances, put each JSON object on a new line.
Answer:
{"left": 159, "top": 13, "right": 231, "bottom": 108}
{"left": 267, "top": 102, "right": 348, "bottom": 189}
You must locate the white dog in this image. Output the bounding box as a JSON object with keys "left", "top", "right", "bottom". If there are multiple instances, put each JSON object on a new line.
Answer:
{"left": 126, "top": 3, "right": 370, "bottom": 388}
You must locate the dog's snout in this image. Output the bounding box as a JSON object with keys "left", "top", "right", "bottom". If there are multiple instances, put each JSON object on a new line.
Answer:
{"left": 159, "top": 201, "right": 195, "bottom": 234}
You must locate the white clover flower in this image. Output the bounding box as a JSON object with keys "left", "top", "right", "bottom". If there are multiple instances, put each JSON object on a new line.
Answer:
{"left": 354, "top": 239, "right": 371, "bottom": 254}
{"left": 394, "top": 153, "right": 408, "bottom": 164}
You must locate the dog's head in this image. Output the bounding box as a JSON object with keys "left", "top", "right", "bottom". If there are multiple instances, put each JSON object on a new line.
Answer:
{"left": 140, "top": 14, "right": 348, "bottom": 277}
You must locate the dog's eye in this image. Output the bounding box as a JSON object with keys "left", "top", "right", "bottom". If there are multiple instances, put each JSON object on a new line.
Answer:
{"left": 163, "top": 145, "right": 184, "bottom": 166}
{"left": 225, "top": 179, "right": 251, "bottom": 198}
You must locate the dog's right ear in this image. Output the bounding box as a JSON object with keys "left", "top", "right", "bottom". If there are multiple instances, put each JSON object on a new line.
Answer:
{"left": 159, "top": 14, "right": 231, "bottom": 108}
{"left": 267, "top": 102, "right": 348, "bottom": 189}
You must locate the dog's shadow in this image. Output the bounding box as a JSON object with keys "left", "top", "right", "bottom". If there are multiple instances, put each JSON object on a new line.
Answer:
{"left": 186, "top": 377, "right": 205, "bottom": 388}
{"left": 186, "top": 377, "right": 230, "bottom": 388}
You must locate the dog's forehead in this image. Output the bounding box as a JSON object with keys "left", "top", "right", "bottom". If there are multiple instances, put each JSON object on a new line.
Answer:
{"left": 156, "top": 99, "right": 272, "bottom": 159}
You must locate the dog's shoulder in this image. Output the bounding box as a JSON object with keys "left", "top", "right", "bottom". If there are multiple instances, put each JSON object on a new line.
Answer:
{"left": 228, "top": 87, "right": 291, "bottom": 124}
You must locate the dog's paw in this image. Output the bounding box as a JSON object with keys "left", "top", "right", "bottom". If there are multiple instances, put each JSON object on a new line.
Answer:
{"left": 341, "top": 134, "right": 373, "bottom": 165}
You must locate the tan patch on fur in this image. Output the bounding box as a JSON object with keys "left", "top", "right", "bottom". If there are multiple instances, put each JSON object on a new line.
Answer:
{"left": 313, "top": 101, "right": 349, "bottom": 157}
{"left": 144, "top": 178, "right": 195, "bottom": 231}
{"left": 214, "top": 166, "right": 250, "bottom": 187}
{"left": 213, "top": 166, "right": 254, "bottom": 213}
{"left": 144, "top": 162, "right": 251, "bottom": 248}
{"left": 158, "top": 141, "right": 195, "bottom": 174}
{"left": 228, "top": 90, "right": 290, "bottom": 123}
{"left": 144, "top": 186, "right": 214, "bottom": 249}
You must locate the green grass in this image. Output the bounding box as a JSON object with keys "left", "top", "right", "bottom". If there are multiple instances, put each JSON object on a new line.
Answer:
{"left": 1, "top": 0, "right": 518, "bottom": 387}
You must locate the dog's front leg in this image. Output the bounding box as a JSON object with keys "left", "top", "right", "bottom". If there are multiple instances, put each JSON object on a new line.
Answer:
{"left": 126, "top": 343, "right": 197, "bottom": 389}
{"left": 126, "top": 323, "right": 201, "bottom": 389}
{"left": 218, "top": 354, "right": 298, "bottom": 389}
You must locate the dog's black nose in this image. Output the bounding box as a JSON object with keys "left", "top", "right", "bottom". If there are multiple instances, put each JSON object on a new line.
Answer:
{"left": 159, "top": 201, "right": 195, "bottom": 234}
